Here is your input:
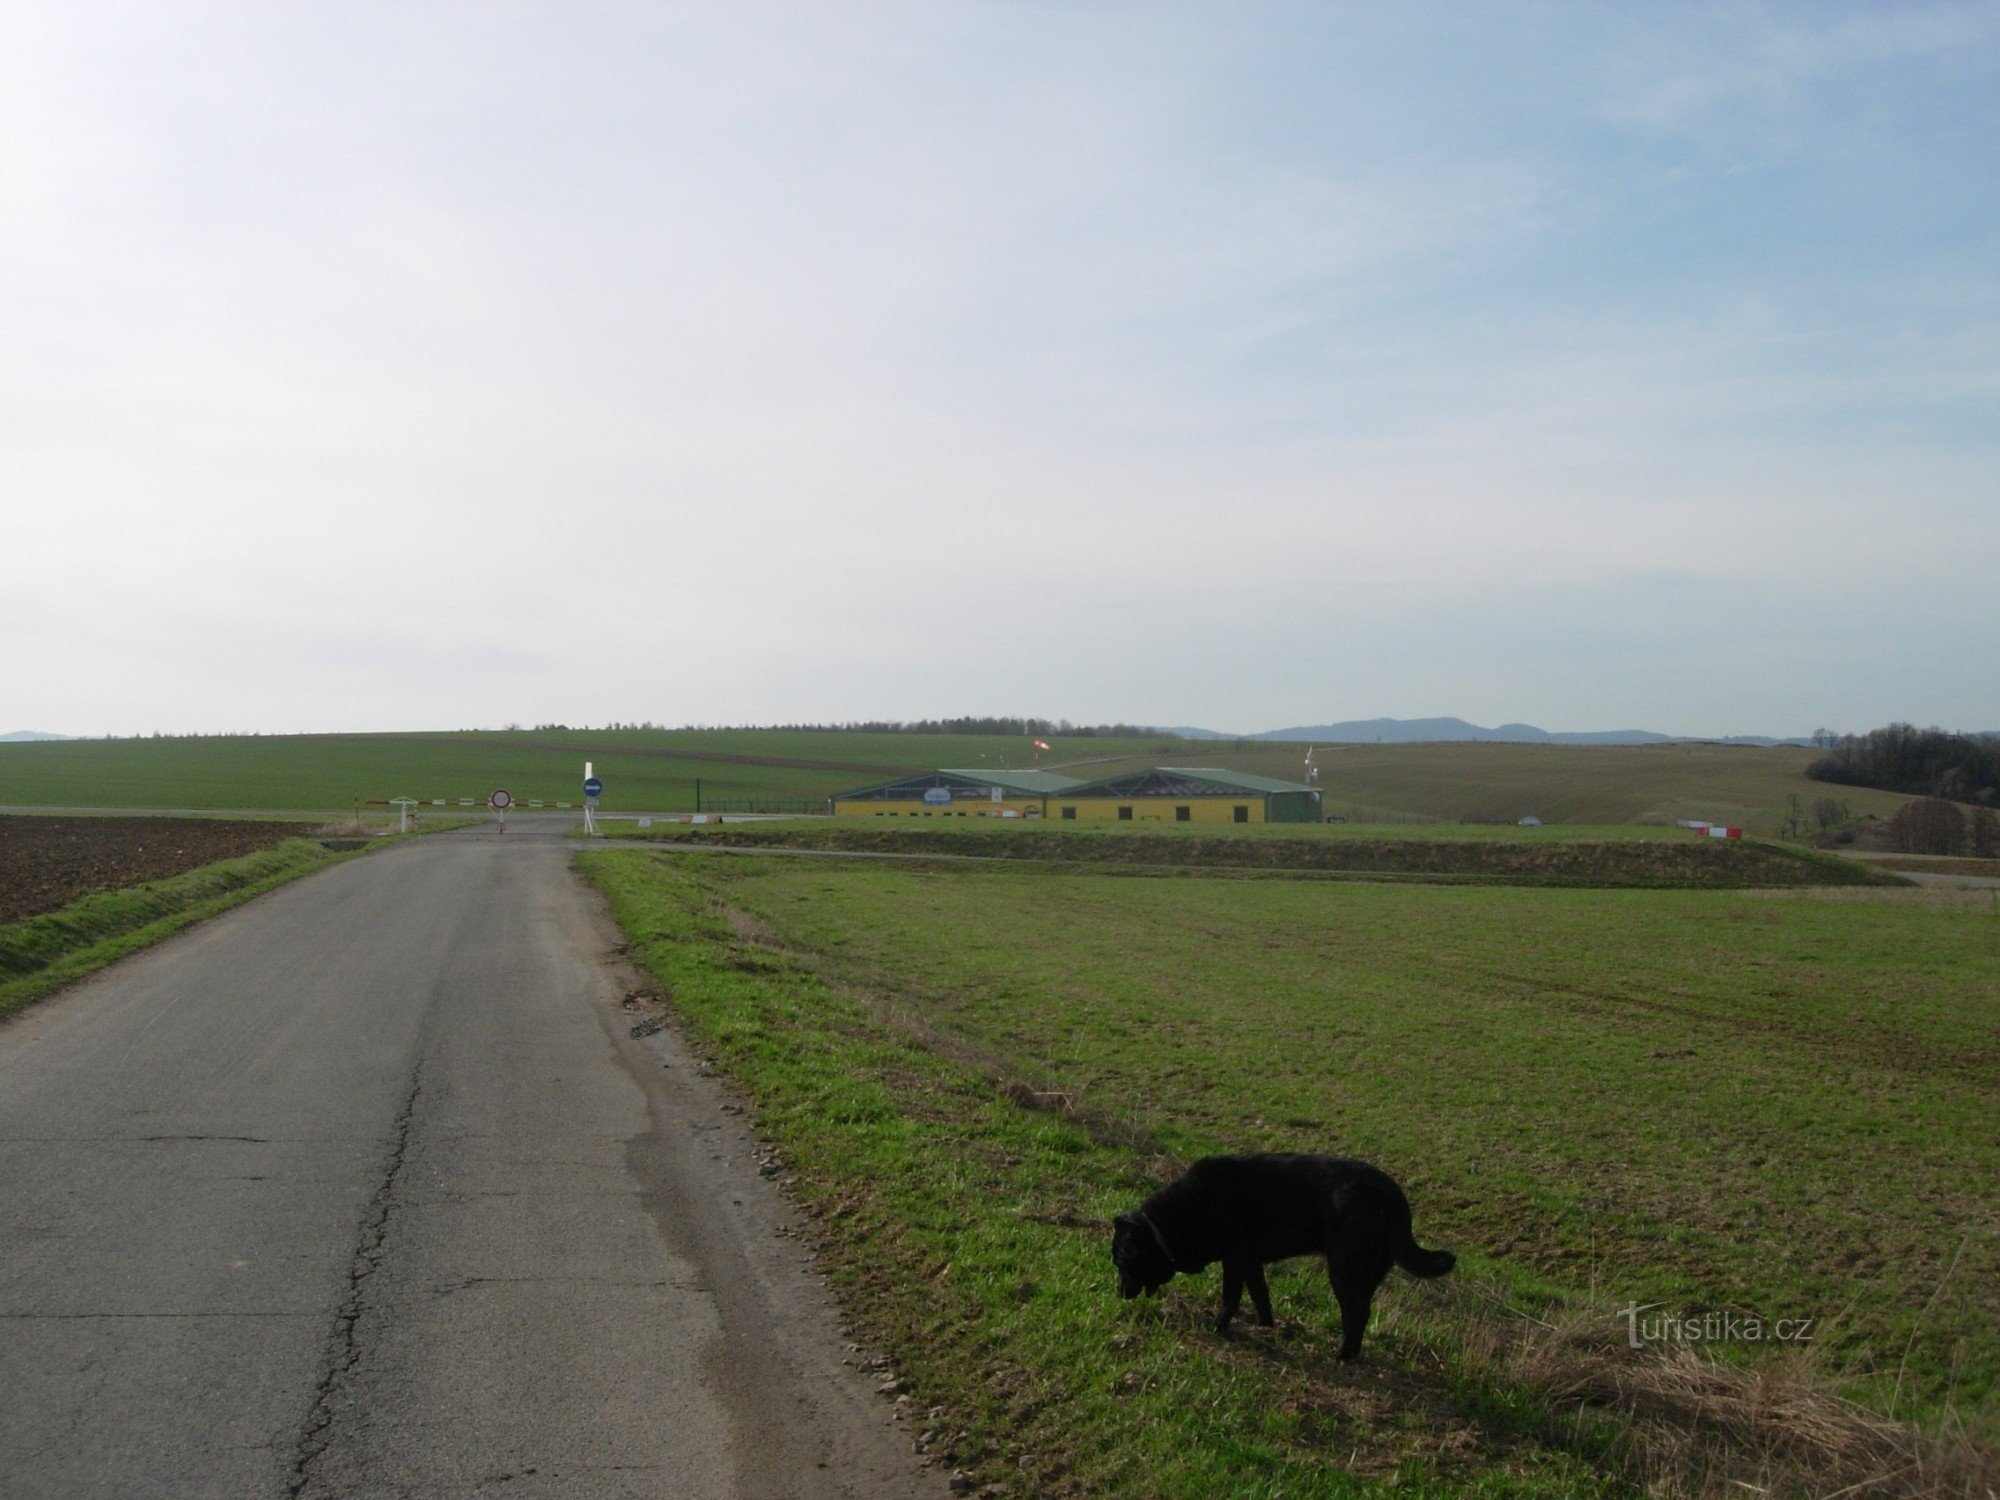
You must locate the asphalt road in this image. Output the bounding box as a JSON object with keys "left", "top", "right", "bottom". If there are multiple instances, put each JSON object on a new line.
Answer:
{"left": 0, "top": 819, "right": 940, "bottom": 1498}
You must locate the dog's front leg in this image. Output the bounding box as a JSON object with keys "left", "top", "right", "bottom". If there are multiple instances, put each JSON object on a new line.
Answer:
{"left": 1217, "top": 1261, "right": 1245, "bottom": 1332}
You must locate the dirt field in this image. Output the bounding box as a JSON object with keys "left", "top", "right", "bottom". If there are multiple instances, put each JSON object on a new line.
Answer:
{"left": 0, "top": 816, "right": 314, "bottom": 924}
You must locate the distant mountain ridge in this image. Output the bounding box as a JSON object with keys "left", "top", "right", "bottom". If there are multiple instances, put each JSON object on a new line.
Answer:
{"left": 0, "top": 731, "right": 71, "bottom": 742}
{"left": 1189, "top": 717, "right": 1809, "bottom": 747}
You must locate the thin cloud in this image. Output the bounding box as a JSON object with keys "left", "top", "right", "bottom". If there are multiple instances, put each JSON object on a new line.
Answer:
{"left": 3, "top": 3, "right": 1995, "bottom": 736}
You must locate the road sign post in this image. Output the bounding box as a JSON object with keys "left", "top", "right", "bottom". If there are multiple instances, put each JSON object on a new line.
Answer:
{"left": 582, "top": 766, "right": 603, "bottom": 837}
{"left": 490, "top": 788, "right": 513, "bottom": 833}
{"left": 390, "top": 796, "right": 419, "bottom": 834}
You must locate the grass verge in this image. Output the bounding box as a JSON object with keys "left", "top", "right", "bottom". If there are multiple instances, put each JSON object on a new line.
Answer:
{"left": 583, "top": 850, "right": 1611, "bottom": 1497}
{"left": 580, "top": 849, "right": 1995, "bottom": 1497}
{"left": 0, "top": 837, "right": 354, "bottom": 1017}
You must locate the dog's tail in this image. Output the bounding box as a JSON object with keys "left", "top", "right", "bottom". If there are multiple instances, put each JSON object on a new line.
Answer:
{"left": 1395, "top": 1234, "right": 1456, "bottom": 1279}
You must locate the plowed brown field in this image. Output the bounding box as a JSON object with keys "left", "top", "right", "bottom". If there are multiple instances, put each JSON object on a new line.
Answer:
{"left": 0, "top": 816, "right": 313, "bottom": 923}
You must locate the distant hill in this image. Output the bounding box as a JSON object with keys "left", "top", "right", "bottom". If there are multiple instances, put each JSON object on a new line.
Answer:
{"left": 0, "top": 731, "right": 71, "bottom": 742}
{"left": 1246, "top": 717, "right": 1808, "bottom": 747}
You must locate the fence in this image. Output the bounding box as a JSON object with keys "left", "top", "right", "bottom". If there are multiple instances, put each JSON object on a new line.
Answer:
{"left": 690, "top": 796, "right": 830, "bottom": 816}
{"left": 1321, "top": 803, "right": 1445, "bottom": 825}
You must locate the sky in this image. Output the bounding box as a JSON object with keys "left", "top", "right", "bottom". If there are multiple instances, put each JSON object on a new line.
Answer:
{"left": 4, "top": 2, "right": 1996, "bottom": 739}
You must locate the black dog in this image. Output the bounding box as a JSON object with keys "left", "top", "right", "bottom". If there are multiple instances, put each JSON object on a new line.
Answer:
{"left": 1111, "top": 1153, "right": 1454, "bottom": 1359}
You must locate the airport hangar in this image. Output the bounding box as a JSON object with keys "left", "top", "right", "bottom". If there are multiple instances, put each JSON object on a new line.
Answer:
{"left": 831, "top": 767, "right": 1322, "bottom": 823}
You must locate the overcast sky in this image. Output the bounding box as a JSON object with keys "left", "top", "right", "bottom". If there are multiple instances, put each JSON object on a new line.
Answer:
{"left": 4, "top": 3, "right": 1995, "bottom": 738}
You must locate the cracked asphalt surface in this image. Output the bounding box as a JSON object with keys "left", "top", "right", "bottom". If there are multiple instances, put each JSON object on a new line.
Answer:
{"left": 0, "top": 817, "right": 941, "bottom": 1498}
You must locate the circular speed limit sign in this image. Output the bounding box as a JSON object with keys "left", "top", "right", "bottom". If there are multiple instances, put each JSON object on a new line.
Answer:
{"left": 489, "top": 789, "right": 514, "bottom": 811}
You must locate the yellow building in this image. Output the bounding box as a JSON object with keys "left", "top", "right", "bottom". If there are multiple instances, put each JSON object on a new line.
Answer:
{"left": 831, "top": 768, "right": 1083, "bottom": 819}
{"left": 1048, "top": 768, "right": 1323, "bottom": 823}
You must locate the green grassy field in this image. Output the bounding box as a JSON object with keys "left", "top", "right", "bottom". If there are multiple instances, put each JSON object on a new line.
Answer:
{"left": 0, "top": 728, "right": 1173, "bottom": 813}
{"left": 581, "top": 847, "right": 1998, "bottom": 1497}
{"left": 0, "top": 729, "right": 1911, "bottom": 833}
{"left": 1107, "top": 740, "right": 1913, "bottom": 832}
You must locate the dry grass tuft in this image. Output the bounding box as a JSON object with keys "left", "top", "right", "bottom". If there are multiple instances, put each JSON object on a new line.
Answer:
{"left": 1434, "top": 1277, "right": 1996, "bottom": 1498}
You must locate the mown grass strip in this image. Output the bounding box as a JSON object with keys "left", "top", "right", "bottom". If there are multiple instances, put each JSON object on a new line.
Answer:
{"left": 0, "top": 838, "right": 353, "bottom": 1015}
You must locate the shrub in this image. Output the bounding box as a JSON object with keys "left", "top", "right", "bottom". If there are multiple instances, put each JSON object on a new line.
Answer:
{"left": 1885, "top": 797, "right": 1968, "bottom": 856}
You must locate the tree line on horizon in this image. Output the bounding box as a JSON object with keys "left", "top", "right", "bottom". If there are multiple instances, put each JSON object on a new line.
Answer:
{"left": 1806, "top": 723, "right": 2000, "bottom": 806}
{"left": 511, "top": 718, "right": 1176, "bottom": 738}
{"left": 702, "top": 717, "right": 1178, "bottom": 739}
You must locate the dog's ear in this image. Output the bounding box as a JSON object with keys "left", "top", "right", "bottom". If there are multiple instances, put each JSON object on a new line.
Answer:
{"left": 1112, "top": 1213, "right": 1134, "bottom": 1230}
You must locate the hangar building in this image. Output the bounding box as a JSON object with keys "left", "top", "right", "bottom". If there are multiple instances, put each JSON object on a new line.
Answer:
{"left": 1048, "top": 768, "right": 1322, "bottom": 823}
{"left": 831, "top": 768, "right": 1082, "bottom": 818}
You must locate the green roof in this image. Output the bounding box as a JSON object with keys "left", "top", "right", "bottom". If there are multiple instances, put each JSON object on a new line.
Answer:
{"left": 833, "top": 768, "right": 1084, "bottom": 800}
{"left": 939, "top": 768, "right": 1086, "bottom": 794}
{"left": 1056, "top": 767, "right": 1318, "bottom": 798}
{"left": 1163, "top": 767, "right": 1318, "bottom": 794}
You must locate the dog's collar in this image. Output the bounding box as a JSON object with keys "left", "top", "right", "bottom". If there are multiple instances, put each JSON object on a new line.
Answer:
{"left": 1132, "top": 1209, "right": 1189, "bottom": 1272}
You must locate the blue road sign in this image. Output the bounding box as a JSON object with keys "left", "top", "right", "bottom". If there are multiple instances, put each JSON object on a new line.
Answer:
{"left": 583, "top": 776, "right": 604, "bottom": 798}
